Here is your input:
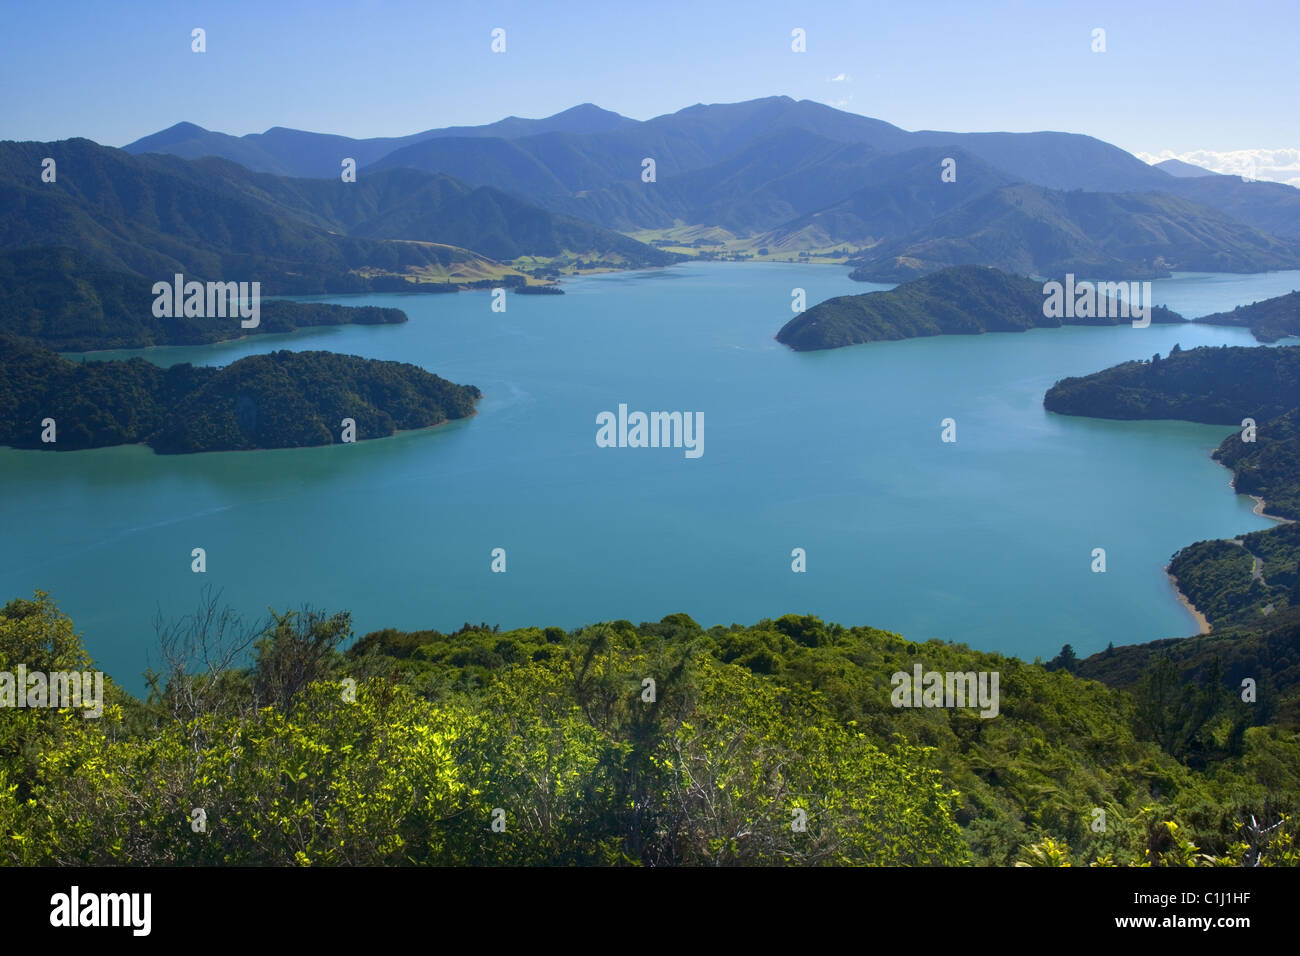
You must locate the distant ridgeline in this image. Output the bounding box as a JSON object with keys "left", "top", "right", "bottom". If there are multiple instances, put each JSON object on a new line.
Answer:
{"left": 0, "top": 137, "right": 673, "bottom": 301}
{"left": 776, "top": 265, "right": 1183, "bottom": 351}
{"left": 0, "top": 335, "right": 480, "bottom": 453}
{"left": 845, "top": 185, "right": 1300, "bottom": 283}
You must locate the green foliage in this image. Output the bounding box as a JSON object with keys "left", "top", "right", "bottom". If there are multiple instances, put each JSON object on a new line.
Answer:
{"left": 1044, "top": 344, "right": 1300, "bottom": 424}
{"left": 1168, "top": 540, "right": 1267, "bottom": 624}
{"left": 1075, "top": 608, "right": 1300, "bottom": 729}
{"left": 1169, "top": 523, "right": 1300, "bottom": 627}
{"left": 1132, "top": 656, "right": 1250, "bottom": 767}
{"left": 4, "top": 595, "right": 1298, "bottom": 866}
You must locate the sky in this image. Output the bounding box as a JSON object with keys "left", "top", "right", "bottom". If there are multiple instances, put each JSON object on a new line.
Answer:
{"left": 1, "top": 0, "right": 1297, "bottom": 178}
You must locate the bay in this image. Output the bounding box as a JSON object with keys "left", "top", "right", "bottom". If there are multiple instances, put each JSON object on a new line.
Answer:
{"left": 5, "top": 263, "right": 1294, "bottom": 691}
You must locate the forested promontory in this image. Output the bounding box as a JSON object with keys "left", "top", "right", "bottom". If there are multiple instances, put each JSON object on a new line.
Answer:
{"left": 1044, "top": 344, "right": 1300, "bottom": 424}
{"left": 1165, "top": 522, "right": 1300, "bottom": 629}
{"left": 1196, "top": 289, "right": 1300, "bottom": 343}
{"left": 1212, "top": 406, "right": 1300, "bottom": 519}
{"left": 0, "top": 335, "right": 480, "bottom": 453}
{"left": 776, "top": 265, "right": 1184, "bottom": 351}
{"left": 0, "top": 248, "right": 414, "bottom": 351}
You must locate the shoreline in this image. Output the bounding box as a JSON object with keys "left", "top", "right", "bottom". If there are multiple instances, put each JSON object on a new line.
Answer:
{"left": 0, "top": 404, "right": 480, "bottom": 457}
{"left": 1166, "top": 566, "right": 1212, "bottom": 635}
{"left": 1250, "top": 494, "right": 1295, "bottom": 524}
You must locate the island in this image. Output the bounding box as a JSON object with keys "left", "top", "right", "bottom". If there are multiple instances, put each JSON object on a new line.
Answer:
{"left": 0, "top": 334, "right": 481, "bottom": 453}
{"left": 776, "top": 265, "right": 1184, "bottom": 351}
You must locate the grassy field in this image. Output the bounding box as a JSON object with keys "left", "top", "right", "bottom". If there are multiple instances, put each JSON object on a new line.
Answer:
{"left": 626, "top": 225, "right": 867, "bottom": 263}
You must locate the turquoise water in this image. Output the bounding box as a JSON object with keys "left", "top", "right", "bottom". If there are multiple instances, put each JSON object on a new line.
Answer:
{"left": 4, "top": 263, "right": 1295, "bottom": 690}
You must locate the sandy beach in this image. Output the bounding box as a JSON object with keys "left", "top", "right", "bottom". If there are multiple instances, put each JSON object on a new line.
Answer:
{"left": 1166, "top": 567, "right": 1211, "bottom": 635}
{"left": 1250, "top": 494, "right": 1296, "bottom": 524}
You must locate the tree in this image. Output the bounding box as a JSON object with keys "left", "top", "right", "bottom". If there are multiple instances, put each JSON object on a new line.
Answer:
{"left": 252, "top": 607, "right": 352, "bottom": 712}
{"left": 1047, "top": 644, "right": 1078, "bottom": 672}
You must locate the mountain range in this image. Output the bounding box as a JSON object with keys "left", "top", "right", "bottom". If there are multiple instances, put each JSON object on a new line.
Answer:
{"left": 2, "top": 96, "right": 1297, "bottom": 320}
{"left": 123, "top": 96, "right": 1300, "bottom": 265}
{"left": 0, "top": 137, "right": 678, "bottom": 296}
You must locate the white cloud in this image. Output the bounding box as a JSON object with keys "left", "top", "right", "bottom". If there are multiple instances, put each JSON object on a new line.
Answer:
{"left": 828, "top": 73, "right": 851, "bottom": 83}
{"left": 1138, "top": 147, "right": 1300, "bottom": 187}
{"left": 830, "top": 97, "right": 852, "bottom": 108}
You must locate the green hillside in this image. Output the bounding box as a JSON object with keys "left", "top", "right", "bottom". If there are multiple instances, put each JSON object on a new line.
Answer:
{"left": 2, "top": 593, "right": 1297, "bottom": 866}
{"left": 848, "top": 185, "right": 1300, "bottom": 282}
{"left": 0, "top": 248, "right": 415, "bottom": 351}
{"left": 0, "top": 335, "right": 480, "bottom": 453}
{"left": 777, "top": 265, "right": 1184, "bottom": 351}
{"left": 1044, "top": 344, "right": 1300, "bottom": 424}
{"left": 0, "top": 139, "right": 673, "bottom": 297}
{"left": 1167, "top": 524, "right": 1300, "bottom": 629}
{"left": 1197, "top": 289, "right": 1300, "bottom": 343}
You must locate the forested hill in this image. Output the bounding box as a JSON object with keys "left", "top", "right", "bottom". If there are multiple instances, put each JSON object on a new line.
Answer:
{"left": 1072, "top": 604, "right": 1300, "bottom": 731}
{"left": 845, "top": 185, "right": 1300, "bottom": 283}
{"left": 0, "top": 335, "right": 480, "bottom": 453}
{"left": 1196, "top": 289, "right": 1300, "bottom": 343}
{"left": 1044, "top": 344, "right": 1300, "bottom": 424}
{"left": 1166, "top": 523, "right": 1300, "bottom": 629}
{"left": 0, "top": 138, "right": 676, "bottom": 296}
{"left": 776, "top": 265, "right": 1184, "bottom": 351}
{"left": 4, "top": 593, "right": 1298, "bottom": 867}
{"left": 0, "top": 248, "right": 411, "bottom": 351}
{"left": 1212, "top": 406, "right": 1300, "bottom": 519}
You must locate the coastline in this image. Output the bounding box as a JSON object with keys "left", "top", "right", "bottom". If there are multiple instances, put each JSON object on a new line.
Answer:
{"left": 1166, "top": 566, "right": 1212, "bottom": 635}
{"left": 1250, "top": 494, "right": 1295, "bottom": 524}
{"left": 0, "top": 404, "right": 480, "bottom": 457}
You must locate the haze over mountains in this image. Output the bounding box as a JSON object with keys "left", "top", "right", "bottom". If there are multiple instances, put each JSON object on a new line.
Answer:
{"left": 112, "top": 96, "right": 1300, "bottom": 283}
{"left": 0, "top": 136, "right": 679, "bottom": 299}
{"left": 2, "top": 95, "right": 1297, "bottom": 313}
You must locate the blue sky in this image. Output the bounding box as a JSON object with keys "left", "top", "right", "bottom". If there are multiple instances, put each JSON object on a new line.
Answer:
{"left": 1, "top": 0, "right": 1296, "bottom": 157}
